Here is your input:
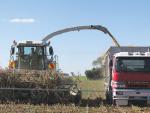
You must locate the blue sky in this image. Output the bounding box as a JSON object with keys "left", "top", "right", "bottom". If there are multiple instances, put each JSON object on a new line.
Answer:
{"left": 0, "top": 0, "right": 150, "bottom": 75}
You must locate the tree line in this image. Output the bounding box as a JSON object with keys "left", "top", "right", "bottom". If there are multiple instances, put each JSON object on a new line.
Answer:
{"left": 85, "top": 56, "right": 104, "bottom": 79}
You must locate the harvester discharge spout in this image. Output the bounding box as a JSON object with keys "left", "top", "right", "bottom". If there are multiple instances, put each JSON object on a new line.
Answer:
{"left": 42, "top": 25, "right": 120, "bottom": 47}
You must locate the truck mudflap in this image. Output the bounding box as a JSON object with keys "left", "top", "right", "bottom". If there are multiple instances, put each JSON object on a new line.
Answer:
{"left": 113, "top": 89, "right": 150, "bottom": 105}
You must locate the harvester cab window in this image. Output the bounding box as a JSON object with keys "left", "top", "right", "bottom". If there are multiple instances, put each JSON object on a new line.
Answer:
{"left": 29, "top": 48, "right": 38, "bottom": 59}
{"left": 18, "top": 46, "right": 44, "bottom": 70}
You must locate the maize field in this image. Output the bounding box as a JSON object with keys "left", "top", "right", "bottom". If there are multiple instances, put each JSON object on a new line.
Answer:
{"left": 0, "top": 68, "right": 81, "bottom": 105}
{"left": 0, "top": 69, "right": 150, "bottom": 112}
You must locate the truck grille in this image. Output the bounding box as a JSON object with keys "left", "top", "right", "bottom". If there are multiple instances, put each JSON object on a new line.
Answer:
{"left": 127, "top": 81, "right": 149, "bottom": 84}
{"left": 127, "top": 85, "right": 148, "bottom": 88}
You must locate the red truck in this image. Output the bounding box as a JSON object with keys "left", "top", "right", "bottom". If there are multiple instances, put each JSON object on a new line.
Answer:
{"left": 104, "top": 47, "right": 150, "bottom": 105}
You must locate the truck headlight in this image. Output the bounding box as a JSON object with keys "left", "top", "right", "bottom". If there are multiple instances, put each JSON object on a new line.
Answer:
{"left": 116, "top": 92, "right": 123, "bottom": 95}
{"left": 112, "top": 81, "right": 125, "bottom": 88}
{"left": 113, "top": 84, "right": 125, "bottom": 88}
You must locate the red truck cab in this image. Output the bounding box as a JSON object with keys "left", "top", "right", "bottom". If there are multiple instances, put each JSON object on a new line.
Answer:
{"left": 104, "top": 47, "right": 150, "bottom": 105}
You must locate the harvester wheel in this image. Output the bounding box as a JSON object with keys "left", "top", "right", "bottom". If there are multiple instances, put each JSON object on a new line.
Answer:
{"left": 74, "top": 90, "right": 82, "bottom": 106}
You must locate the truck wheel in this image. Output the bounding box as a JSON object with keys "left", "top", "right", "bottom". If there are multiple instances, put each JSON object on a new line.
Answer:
{"left": 105, "top": 91, "right": 109, "bottom": 101}
{"left": 113, "top": 99, "right": 116, "bottom": 106}
{"left": 109, "top": 93, "right": 112, "bottom": 104}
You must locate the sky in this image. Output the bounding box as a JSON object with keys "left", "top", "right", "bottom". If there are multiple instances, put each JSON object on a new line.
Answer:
{"left": 0, "top": 0, "right": 150, "bottom": 75}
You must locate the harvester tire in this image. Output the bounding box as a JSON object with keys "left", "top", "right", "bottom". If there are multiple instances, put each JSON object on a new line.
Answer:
{"left": 74, "top": 90, "right": 82, "bottom": 106}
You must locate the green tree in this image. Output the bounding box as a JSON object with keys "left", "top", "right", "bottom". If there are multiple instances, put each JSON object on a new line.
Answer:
{"left": 85, "top": 56, "right": 104, "bottom": 79}
{"left": 92, "top": 56, "right": 103, "bottom": 68}
{"left": 85, "top": 68, "right": 103, "bottom": 79}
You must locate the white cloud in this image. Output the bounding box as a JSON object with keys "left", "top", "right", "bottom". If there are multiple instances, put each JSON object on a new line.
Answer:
{"left": 9, "top": 18, "right": 35, "bottom": 22}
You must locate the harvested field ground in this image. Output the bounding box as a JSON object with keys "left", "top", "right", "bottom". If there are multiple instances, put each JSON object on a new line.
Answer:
{"left": 1, "top": 76, "right": 150, "bottom": 112}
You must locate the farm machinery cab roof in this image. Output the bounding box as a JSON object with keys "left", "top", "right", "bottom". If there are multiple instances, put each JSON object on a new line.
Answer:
{"left": 9, "top": 40, "right": 57, "bottom": 74}
{"left": 17, "top": 40, "right": 49, "bottom": 46}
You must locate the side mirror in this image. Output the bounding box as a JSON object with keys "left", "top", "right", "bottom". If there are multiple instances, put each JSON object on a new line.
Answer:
{"left": 49, "top": 46, "right": 53, "bottom": 55}
{"left": 11, "top": 46, "right": 15, "bottom": 55}
{"left": 109, "top": 59, "right": 113, "bottom": 66}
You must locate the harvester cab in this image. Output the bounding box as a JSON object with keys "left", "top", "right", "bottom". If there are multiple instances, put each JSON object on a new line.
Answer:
{"left": 9, "top": 40, "right": 58, "bottom": 74}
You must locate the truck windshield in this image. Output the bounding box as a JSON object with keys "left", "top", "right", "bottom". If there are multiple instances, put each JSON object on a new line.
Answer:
{"left": 115, "top": 57, "right": 150, "bottom": 72}
{"left": 18, "top": 46, "right": 44, "bottom": 70}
